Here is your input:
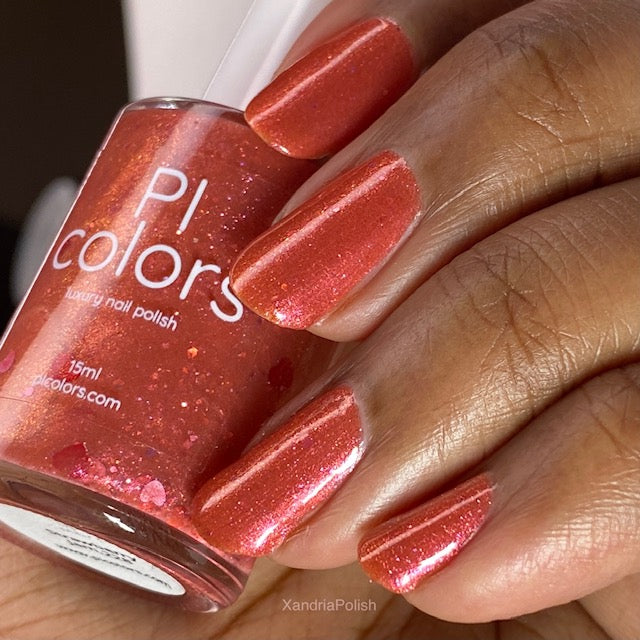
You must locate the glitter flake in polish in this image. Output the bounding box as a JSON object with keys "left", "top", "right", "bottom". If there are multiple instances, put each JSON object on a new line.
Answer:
{"left": 231, "top": 150, "right": 421, "bottom": 329}
{"left": 192, "top": 386, "right": 363, "bottom": 556}
{"left": 245, "top": 17, "right": 416, "bottom": 159}
{"left": 358, "top": 474, "right": 493, "bottom": 593}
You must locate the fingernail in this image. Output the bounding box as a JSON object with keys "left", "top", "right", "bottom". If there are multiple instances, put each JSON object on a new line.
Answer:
{"left": 358, "top": 474, "right": 493, "bottom": 593}
{"left": 192, "top": 386, "right": 362, "bottom": 556}
{"left": 245, "top": 17, "right": 416, "bottom": 159}
{"left": 230, "top": 150, "right": 421, "bottom": 329}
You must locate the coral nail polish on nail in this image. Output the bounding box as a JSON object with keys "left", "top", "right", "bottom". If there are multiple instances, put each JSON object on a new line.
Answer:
{"left": 245, "top": 17, "right": 416, "bottom": 159}
{"left": 358, "top": 474, "right": 493, "bottom": 593}
{"left": 231, "top": 150, "right": 421, "bottom": 329}
{"left": 192, "top": 386, "right": 363, "bottom": 556}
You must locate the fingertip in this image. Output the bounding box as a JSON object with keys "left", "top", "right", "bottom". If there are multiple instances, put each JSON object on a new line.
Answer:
{"left": 245, "top": 17, "right": 416, "bottom": 159}
{"left": 192, "top": 386, "right": 363, "bottom": 558}
{"left": 229, "top": 151, "right": 421, "bottom": 333}
{"left": 357, "top": 474, "right": 493, "bottom": 595}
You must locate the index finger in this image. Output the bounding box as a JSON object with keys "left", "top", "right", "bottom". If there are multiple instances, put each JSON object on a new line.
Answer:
{"left": 234, "top": 0, "right": 640, "bottom": 340}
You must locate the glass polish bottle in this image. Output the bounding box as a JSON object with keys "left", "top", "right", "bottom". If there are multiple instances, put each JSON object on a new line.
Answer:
{"left": 0, "top": 0, "right": 331, "bottom": 612}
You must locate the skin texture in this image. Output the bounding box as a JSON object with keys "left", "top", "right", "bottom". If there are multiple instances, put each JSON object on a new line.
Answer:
{"left": 3, "top": 0, "right": 640, "bottom": 638}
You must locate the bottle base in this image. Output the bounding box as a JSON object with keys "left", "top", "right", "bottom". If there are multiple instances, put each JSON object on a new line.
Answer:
{"left": 0, "top": 459, "right": 248, "bottom": 612}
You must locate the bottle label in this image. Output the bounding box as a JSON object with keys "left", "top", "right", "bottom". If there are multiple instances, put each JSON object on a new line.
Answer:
{"left": 0, "top": 503, "right": 185, "bottom": 596}
{"left": 0, "top": 102, "right": 320, "bottom": 535}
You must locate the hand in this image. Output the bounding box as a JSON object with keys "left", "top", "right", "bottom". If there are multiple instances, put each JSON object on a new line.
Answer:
{"left": 3, "top": 1, "right": 640, "bottom": 638}
{"left": 190, "top": 0, "right": 640, "bottom": 637}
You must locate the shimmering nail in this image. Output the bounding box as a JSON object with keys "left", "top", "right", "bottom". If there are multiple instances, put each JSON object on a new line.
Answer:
{"left": 192, "top": 386, "right": 362, "bottom": 556}
{"left": 245, "top": 17, "right": 416, "bottom": 159}
{"left": 358, "top": 474, "right": 493, "bottom": 593}
{"left": 230, "top": 150, "right": 421, "bottom": 329}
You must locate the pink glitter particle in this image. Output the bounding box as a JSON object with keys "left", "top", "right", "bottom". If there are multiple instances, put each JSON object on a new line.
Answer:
{"left": 140, "top": 479, "right": 167, "bottom": 507}
{"left": 50, "top": 352, "right": 79, "bottom": 380}
{"left": 89, "top": 459, "right": 107, "bottom": 478}
{"left": 0, "top": 350, "right": 16, "bottom": 374}
{"left": 183, "top": 433, "right": 199, "bottom": 449}
{"left": 52, "top": 442, "right": 90, "bottom": 477}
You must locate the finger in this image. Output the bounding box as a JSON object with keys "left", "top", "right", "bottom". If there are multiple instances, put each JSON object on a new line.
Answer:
{"left": 581, "top": 573, "right": 640, "bottom": 640}
{"left": 193, "top": 178, "right": 640, "bottom": 565}
{"left": 246, "top": 0, "right": 528, "bottom": 159}
{"left": 359, "top": 362, "right": 640, "bottom": 624}
{"left": 233, "top": 0, "right": 640, "bottom": 340}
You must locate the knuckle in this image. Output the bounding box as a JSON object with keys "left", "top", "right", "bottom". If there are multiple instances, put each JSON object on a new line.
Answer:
{"left": 466, "top": 0, "right": 639, "bottom": 144}
{"left": 558, "top": 366, "right": 640, "bottom": 553}
{"left": 580, "top": 365, "right": 640, "bottom": 465}
{"left": 439, "top": 232, "right": 571, "bottom": 385}
{"left": 432, "top": 184, "right": 640, "bottom": 402}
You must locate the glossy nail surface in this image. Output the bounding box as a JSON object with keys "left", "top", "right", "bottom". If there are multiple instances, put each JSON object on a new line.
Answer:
{"left": 359, "top": 474, "right": 493, "bottom": 593}
{"left": 231, "top": 150, "right": 421, "bottom": 329}
{"left": 192, "top": 386, "right": 362, "bottom": 556}
{"left": 245, "top": 17, "right": 416, "bottom": 159}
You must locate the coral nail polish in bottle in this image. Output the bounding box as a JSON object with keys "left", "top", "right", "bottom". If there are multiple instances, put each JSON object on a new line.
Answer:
{"left": 0, "top": 0, "right": 331, "bottom": 612}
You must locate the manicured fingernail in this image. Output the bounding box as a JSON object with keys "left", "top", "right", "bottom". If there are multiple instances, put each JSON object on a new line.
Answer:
{"left": 192, "top": 386, "right": 362, "bottom": 556}
{"left": 245, "top": 17, "right": 416, "bottom": 159}
{"left": 231, "top": 150, "right": 421, "bottom": 329}
{"left": 358, "top": 474, "right": 493, "bottom": 593}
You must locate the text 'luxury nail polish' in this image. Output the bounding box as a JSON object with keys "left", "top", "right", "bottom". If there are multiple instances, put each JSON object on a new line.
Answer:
{"left": 231, "top": 150, "right": 421, "bottom": 329}
{"left": 358, "top": 474, "right": 493, "bottom": 593}
{"left": 193, "top": 386, "right": 363, "bottom": 556}
{"left": 245, "top": 17, "right": 416, "bottom": 159}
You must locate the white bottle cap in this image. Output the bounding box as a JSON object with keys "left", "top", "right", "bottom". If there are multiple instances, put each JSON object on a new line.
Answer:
{"left": 203, "top": 0, "right": 331, "bottom": 110}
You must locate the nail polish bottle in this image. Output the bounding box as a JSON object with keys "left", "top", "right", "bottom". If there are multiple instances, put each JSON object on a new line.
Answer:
{"left": 0, "top": 0, "right": 331, "bottom": 612}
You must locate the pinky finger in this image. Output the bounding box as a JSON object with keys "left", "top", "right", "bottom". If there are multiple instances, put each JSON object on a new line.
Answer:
{"left": 358, "top": 363, "right": 640, "bottom": 628}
